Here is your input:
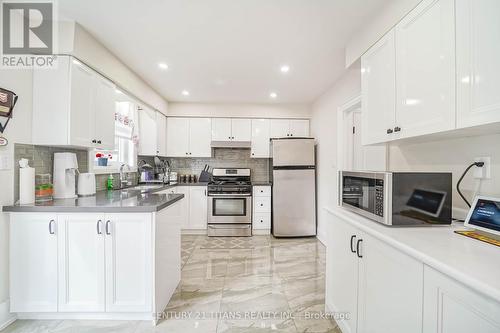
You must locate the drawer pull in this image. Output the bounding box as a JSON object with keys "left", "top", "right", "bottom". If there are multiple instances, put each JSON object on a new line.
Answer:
{"left": 350, "top": 235, "right": 356, "bottom": 253}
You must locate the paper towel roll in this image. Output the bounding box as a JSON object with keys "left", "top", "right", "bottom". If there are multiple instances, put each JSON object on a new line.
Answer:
{"left": 19, "top": 167, "right": 35, "bottom": 204}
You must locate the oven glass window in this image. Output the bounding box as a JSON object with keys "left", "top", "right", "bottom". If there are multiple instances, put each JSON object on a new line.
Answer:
{"left": 342, "top": 176, "right": 377, "bottom": 214}
{"left": 213, "top": 198, "right": 247, "bottom": 216}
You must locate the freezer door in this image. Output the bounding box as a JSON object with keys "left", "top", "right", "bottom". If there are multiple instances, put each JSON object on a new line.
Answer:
{"left": 272, "top": 169, "right": 316, "bottom": 237}
{"left": 272, "top": 139, "right": 315, "bottom": 167}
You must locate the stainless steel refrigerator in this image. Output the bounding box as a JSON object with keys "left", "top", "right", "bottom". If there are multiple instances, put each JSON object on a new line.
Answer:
{"left": 271, "top": 138, "right": 316, "bottom": 237}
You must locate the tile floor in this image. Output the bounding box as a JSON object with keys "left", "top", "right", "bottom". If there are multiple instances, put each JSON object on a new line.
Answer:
{"left": 3, "top": 235, "right": 341, "bottom": 333}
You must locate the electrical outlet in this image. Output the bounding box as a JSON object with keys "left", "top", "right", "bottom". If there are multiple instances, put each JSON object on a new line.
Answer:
{"left": 474, "top": 157, "right": 491, "bottom": 179}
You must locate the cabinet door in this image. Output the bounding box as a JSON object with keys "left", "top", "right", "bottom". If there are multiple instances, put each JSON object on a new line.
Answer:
{"left": 326, "top": 213, "right": 359, "bottom": 333}
{"left": 138, "top": 106, "right": 158, "bottom": 156}
{"left": 357, "top": 233, "right": 423, "bottom": 333}
{"left": 166, "top": 117, "right": 190, "bottom": 157}
{"left": 251, "top": 119, "right": 270, "bottom": 158}
{"left": 69, "top": 60, "right": 95, "bottom": 147}
{"left": 189, "top": 118, "right": 212, "bottom": 157}
{"left": 211, "top": 118, "right": 232, "bottom": 141}
{"left": 156, "top": 111, "right": 167, "bottom": 156}
{"left": 423, "top": 266, "right": 500, "bottom": 333}
{"left": 104, "top": 214, "right": 152, "bottom": 312}
{"left": 10, "top": 214, "right": 58, "bottom": 312}
{"left": 395, "top": 0, "right": 456, "bottom": 139}
{"left": 270, "top": 119, "right": 290, "bottom": 138}
{"left": 361, "top": 30, "right": 396, "bottom": 145}
{"left": 94, "top": 75, "right": 116, "bottom": 150}
{"left": 456, "top": 0, "right": 500, "bottom": 128}
{"left": 58, "top": 214, "right": 105, "bottom": 312}
{"left": 176, "top": 187, "right": 190, "bottom": 229}
{"left": 231, "top": 119, "right": 252, "bottom": 141}
{"left": 289, "top": 120, "right": 309, "bottom": 137}
{"left": 189, "top": 187, "right": 208, "bottom": 229}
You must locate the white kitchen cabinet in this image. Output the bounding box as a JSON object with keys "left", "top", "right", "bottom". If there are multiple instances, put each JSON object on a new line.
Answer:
{"left": 176, "top": 187, "right": 190, "bottom": 229}
{"left": 456, "top": 0, "right": 500, "bottom": 128}
{"left": 251, "top": 119, "right": 271, "bottom": 158}
{"left": 211, "top": 118, "right": 232, "bottom": 141}
{"left": 326, "top": 212, "right": 359, "bottom": 333}
{"left": 105, "top": 214, "right": 152, "bottom": 312}
{"left": 189, "top": 118, "right": 212, "bottom": 157}
{"left": 357, "top": 232, "right": 423, "bottom": 333}
{"left": 423, "top": 265, "right": 500, "bottom": 333}
{"left": 270, "top": 119, "right": 309, "bottom": 138}
{"left": 10, "top": 214, "right": 58, "bottom": 313}
{"left": 188, "top": 187, "right": 208, "bottom": 229}
{"left": 166, "top": 117, "right": 190, "bottom": 157}
{"left": 361, "top": 30, "right": 396, "bottom": 145}
{"left": 167, "top": 118, "right": 212, "bottom": 157}
{"left": 327, "top": 211, "right": 424, "bottom": 333}
{"left": 394, "top": 0, "right": 456, "bottom": 139}
{"left": 289, "top": 120, "right": 310, "bottom": 137}
{"left": 156, "top": 111, "right": 167, "bottom": 156}
{"left": 253, "top": 186, "right": 271, "bottom": 231}
{"left": 211, "top": 118, "right": 251, "bottom": 142}
{"left": 138, "top": 106, "right": 159, "bottom": 156}
{"left": 33, "top": 56, "right": 116, "bottom": 149}
{"left": 58, "top": 214, "right": 105, "bottom": 312}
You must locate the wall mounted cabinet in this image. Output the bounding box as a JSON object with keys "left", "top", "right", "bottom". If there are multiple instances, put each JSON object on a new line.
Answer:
{"left": 251, "top": 119, "right": 271, "bottom": 158}
{"left": 166, "top": 118, "right": 212, "bottom": 157}
{"left": 211, "top": 118, "right": 252, "bottom": 142}
{"left": 33, "top": 56, "right": 116, "bottom": 150}
{"left": 270, "top": 119, "right": 309, "bottom": 138}
{"left": 138, "top": 108, "right": 167, "bottom": 156}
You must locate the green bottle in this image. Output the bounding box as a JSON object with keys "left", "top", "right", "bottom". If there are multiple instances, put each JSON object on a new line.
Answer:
{"left": 107, "top": 174, "right": 114, "bottom": 191}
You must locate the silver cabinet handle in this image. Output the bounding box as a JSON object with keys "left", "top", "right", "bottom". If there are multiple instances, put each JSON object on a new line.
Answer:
{"left": 350, "top": 235, "right": 356, "bottom": 253}
{"left": 356, "top": 239, "right": 363, "bottom": 258}
{"left": 105, "top": 220, "right": 111, "bottom": 235}
{"left": 97, "top": 220, "right": 103, "bottom": 235}
{"left": 48, "top": 220, "right": 55, "bottom": 235}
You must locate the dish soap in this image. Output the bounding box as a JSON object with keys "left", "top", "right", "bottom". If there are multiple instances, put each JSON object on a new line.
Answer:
{"left": 106, "top": 174, "right": 114, "bottom": 191}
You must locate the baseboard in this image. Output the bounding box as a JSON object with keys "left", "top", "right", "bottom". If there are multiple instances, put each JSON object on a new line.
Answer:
{"left": 0, "top": 300, "right": 16, "bottom": 331}
{"left": 181, "top": 229, "right": 207, "bottom": 235}
{"left": 316, "top": 231, "right": 327, "bottom": 246}
{"left": 252, "top": 229, "right": 270, "bottom": 235}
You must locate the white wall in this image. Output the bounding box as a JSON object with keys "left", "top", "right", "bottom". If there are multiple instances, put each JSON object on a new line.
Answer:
{"left": 310, "top": 67, "right": 361, "bottom": 243}
{"left": 389, "top": 134, "right": 500, "bottom": 218}
{"left": 345, "top": 0, "right": 421, "bottom": 67}
{"left": 168, "top": 103, "right": 310, "bottom": 119}
{"left": 0, "top": 69, "right": 33, "bottom": 326}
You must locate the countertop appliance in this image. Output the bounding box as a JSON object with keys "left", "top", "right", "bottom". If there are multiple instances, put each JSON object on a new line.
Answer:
{"left": 77, "top": 173, "right": 96, "bottom": 196}
{"left": 53, "top": 152, "right": 79, "bottom": 199}
{"left": 340, "top": 171, "right": 452, "bottom": 226}
{"left": 271, "top": 138, "right": 316, "bottom": 237}
{"left": 207, "top": 168, "right": 252, "bottom": 237}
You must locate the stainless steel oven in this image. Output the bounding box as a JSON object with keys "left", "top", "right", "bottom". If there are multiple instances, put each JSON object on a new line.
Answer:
{"left": 208, "top": 193, "right": 252, "bottom": 224}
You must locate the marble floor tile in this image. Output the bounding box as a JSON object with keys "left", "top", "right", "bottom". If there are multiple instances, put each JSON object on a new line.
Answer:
{"left": 135, "top": 319, "right": 218, "bottom": 333}
{"left": 1, "top": 320, "right": 62, "bottom": 333}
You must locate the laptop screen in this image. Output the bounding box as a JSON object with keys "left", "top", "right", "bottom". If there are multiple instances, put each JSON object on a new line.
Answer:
{"left": 468, "top": 199, "right": 500, "bottom": 233}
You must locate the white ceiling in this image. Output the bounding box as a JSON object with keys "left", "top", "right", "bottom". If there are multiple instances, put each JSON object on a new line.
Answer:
{"left": 59, "top": 0, "right": 390, "bottom": 104}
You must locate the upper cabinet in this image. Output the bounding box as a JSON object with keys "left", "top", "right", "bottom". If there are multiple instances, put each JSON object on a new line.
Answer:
{"left": 270, "top": 119, "right": 310, "bottom": 138}
{"left": 251, "top": 119, "right": 271, "bottom": 158}
{"left": 33, "top": 56, "right": 116, "bottom": 150}
{"left": 211, "top": 118, "right": 251, "bottom": 142}
{"left": 167, "top": 117, "right": 212, "bottom": 157}
{"left": 456, "top": 0, "right": 500, "bottom": 128}
{"left": 156, "top": 112, "right": 167, "bottom": 157}
{"left": 138, "top": 108, "right": 167, "bottom": 157}
{"left": 394, "top": 0, "right": 456, "bottom": 139}
{"left": 361, "top": 31, "right": 396, "bottom": 145}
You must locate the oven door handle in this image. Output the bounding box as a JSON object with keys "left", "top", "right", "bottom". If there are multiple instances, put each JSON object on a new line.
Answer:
{"left": 208, "top": 193, "right": 252, "bottom": 197}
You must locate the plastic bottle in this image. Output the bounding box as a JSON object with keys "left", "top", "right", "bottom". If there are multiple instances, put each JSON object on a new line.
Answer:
{"left": 107, "top": 174, "right": 114, "bottom": 191}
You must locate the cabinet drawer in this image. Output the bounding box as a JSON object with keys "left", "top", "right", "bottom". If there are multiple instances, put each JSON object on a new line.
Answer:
{"left": 254, "top": 197, "right": 271, "bottom": 213}
{"left": 253, "top": 186, "right": 271, "bottom": 197}
{"left": 253, "top": 213, "right": 271, "bottom": 229}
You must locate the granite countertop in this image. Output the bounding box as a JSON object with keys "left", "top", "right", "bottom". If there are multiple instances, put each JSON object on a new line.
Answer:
{"left": 3, "top": 184, "right": 186, "bottom": 213}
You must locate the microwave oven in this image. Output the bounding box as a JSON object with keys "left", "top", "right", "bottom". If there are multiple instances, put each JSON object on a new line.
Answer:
{"left": 339, "top": 171, "right": 452, "bottom": 226}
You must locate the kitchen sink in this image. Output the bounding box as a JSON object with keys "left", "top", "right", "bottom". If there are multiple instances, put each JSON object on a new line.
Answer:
{"left": 131, "top": 184, "right": 164, "bottom": 191}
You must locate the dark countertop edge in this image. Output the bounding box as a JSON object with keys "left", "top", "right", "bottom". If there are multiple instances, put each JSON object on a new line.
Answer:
{"left": 252, "top": 182, "right": 272, "bottom": 186}
{"left": 3, "top": 194, "right": 185, "bottom": 213}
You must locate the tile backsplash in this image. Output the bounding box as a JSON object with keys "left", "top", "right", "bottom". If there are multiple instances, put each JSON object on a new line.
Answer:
{"left": 140, "top": 148, "right": 270, "bottom": 182}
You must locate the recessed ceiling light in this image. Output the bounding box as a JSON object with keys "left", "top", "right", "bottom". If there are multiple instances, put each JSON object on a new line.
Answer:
{"left": 182, "top": 90, "right": 190, "bottom": 96}
{"left": 269, "top": 92, "right": 278, "bottom": 99}
{"left": 158, "top": 62, "right": 169, "bottom": 70}
{"left": 280, "top": 65, "right": 290, "bottom": 73}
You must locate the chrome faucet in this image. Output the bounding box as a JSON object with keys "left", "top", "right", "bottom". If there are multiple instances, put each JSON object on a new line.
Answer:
{"left": 119, "top": 163, "right": 131, "bottom": 189}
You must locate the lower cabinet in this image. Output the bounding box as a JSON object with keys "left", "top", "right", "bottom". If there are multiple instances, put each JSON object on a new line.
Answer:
{"left": 10, "top": 214, "right": 58, "bottom": 312}
{"left": 253, "top": 186, "right": 272, "bottom": 232}
{"left": 10, "top": 213, "right": 153, "bottom": 314}
{"left": 423, "top": 266, "right": 500, "bottom": 333}
{"left": 327, "top": 211, "right": 423, "bottom": 333}
{"left": 176, "top": 186, "right": 208, "bottom": 231}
